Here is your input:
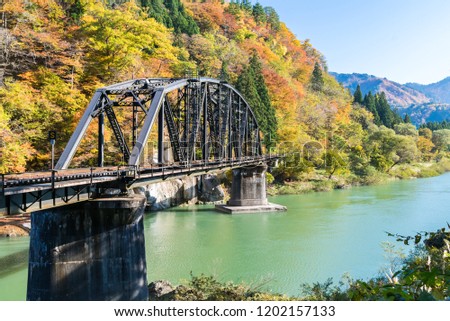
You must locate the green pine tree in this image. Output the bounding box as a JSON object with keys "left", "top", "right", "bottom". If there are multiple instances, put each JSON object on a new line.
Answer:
{"left": 375, "top": 92, "right": 394, "bottom": 128}
{"left": 363, "top": 92, "right": 381, "bottom": 125}
{"left": 241, "top": 0, "right": 253, "bottom": 12}
{"left": 220, "top": 61, "right": 230, "bottom": 83}
{"left": 143, "top": 0, "right": 199, "bottom": 35}
{"left": 310, "top": 62, "right": 324, "bottom": 92}
{"left": 353, "top": 84, "right": 363, "bottom": 104}
{"left": 68, "top": 0, "right": 85, "bottom": 22}
{"left": 403, "top": 113, "right": 412, "bottom": 123}
{"left": 264, "top": 6, "right": 280, "bottom": 31}
{"left": 252, "top": 2, "right": 267, "bottom": 24}
{"left": 236, "top": 53, "right": 278, "bottom": 149}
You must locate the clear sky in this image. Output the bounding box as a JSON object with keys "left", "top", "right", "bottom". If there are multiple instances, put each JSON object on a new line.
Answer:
{"left": 256, "top": 0, "right": 450, "bottom": 85}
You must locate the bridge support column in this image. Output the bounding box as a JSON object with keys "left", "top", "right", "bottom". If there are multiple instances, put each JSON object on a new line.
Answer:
{"left": 216, "top": 165, "right": 286, "bottom": 214}
{"left": 27, "top": 195, "right": 148, "bottom": 301}
{"left": 228, "top": 165, "right": 269, "bottom": 206}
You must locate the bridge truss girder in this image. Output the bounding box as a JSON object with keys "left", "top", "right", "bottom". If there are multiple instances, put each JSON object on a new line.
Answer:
{"left": 55, "top": 78, "right": 262, "bottom": 170}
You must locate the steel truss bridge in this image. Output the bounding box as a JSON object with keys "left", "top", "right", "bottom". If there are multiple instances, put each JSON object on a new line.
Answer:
{"left": 1, "top": 77, "right": 275, "bottom": 215}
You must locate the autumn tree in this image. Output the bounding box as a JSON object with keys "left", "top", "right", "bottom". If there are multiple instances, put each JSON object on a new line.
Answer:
{"left": 81, "top": 2, "right": 190, "bottom": 84}
{"left": 394, "top": 123, "right": 418, "bottom": 137}
{"left": 417, "top": 136, "right": 435, "bottom": 161}
{"left": 419, "top": 127, "right": 433, "bottom": 139}
{"left": 0, "top": 104, "right": 34, "bottom": 173}
{"left": 432, "top": 129, "right": 450, "bottom": 152}
{"left": 350, "top": 105, "right": 374, "bottom": 130}
{"left": 323, "top": 149, "right": 347, "bottom": 179}
{"left": 369, "top": 127, "right": 418, "bottom": 172}
{"left": 0, "top": 68, "right": 88, "bottom": 170}
{"left": 417, "top": 127, "right": 434, "bottom": 160}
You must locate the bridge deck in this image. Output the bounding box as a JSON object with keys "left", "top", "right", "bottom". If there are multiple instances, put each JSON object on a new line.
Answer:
{"left": 1, "top": 156, "right": 277, "bottom": 215}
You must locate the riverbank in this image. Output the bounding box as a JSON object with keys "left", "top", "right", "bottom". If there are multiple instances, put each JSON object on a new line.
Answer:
{"left": 148, "top": 277, "right": 294, "bottom": 301}
{"left": 0, "top": 215, "right": 30, "bottom": 237}
{"left": 267, "top": 159, "right": 450, "bottom": 196}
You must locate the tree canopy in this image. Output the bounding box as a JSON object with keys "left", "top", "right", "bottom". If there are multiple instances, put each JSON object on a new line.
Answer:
{"left": 0, "top": 0, "right": 447, "bottom": 178}
{"left": 236, "top": 52, "right": 277, "bottom": 149}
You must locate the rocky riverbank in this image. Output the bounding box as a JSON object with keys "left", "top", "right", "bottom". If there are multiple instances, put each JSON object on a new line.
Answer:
{"left": 0, "top": 215, "right": 31, "bottom": 237}
{"left": 132, "top": 174, "right": 226, "bottom": 211}
{"left": 148, "top": 277, "right": 291, "bottom": 301}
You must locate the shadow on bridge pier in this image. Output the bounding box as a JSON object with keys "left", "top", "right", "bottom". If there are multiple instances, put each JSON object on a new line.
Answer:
{"left": 27, "top": 195, "right": 148, "bottom": 301}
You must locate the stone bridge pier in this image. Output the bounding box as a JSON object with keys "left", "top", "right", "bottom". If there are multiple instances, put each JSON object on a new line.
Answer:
{"left": 216, "top": 165, "right": 286, "bottom": 214}
{"left": 27, "top": 195, "right": 148, "bottom": 301}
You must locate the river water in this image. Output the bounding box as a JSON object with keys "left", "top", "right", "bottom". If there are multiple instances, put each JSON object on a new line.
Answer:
{"left": 1, "top": 173, "right": 449, "bottom": 300}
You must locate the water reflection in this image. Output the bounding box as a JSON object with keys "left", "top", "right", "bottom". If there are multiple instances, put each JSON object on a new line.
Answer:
{"left": 0, "top": 249, "right": 28, "bottom": 279}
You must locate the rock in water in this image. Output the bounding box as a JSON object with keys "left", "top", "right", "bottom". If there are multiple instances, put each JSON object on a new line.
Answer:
{"left": 148, "top": 280, "right": 175, "bottom": 301}
{"left": 199, "top": 174, "right": 225, "bottom": 203}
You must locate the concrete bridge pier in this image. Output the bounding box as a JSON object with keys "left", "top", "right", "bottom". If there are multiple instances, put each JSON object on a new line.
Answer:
{"left": 216, "top": 165, "right": 286, "bottom": 214}
{"left": 27, "top": 195, "right": 148, "bottom": 301}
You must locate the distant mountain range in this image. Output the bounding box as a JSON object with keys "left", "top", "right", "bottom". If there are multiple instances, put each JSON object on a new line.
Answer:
{"left": 331, "top": 72, "right": 450, "bottom": 125}
{"left": 405, "top": 77, "right": 450, "bottom": 104}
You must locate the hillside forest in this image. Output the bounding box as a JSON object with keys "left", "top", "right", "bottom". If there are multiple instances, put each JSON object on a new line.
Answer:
{"left": 1, "top": 0, "right": 450, "bottom": 187}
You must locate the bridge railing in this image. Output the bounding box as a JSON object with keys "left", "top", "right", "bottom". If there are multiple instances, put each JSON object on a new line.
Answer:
{"left": 2, "top": 155, "right": 279, "bottom": 188}
{"left": 1, "top": 155, "right": 280, "bottom": 215}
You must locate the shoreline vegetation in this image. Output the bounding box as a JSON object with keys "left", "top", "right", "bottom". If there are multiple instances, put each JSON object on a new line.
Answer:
{"left": 148, "top": 225, "right": 450, "bottom": 301}
{"left": 266, "top": 158, "right": 450, "bottom": 196}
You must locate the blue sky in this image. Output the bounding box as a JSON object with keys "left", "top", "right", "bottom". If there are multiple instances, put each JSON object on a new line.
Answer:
{"left": 256, "top": 0, "right": 450, "bottom": 85}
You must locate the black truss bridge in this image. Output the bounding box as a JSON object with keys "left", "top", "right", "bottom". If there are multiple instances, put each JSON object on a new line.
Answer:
{"left": 1, "top": 77, "right": 277, "bottom": 215}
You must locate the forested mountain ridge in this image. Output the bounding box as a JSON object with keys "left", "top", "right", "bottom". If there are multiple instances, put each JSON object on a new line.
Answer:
{"left": 331, "top": 72, "right": 431, "bottom": 108}
{"left": 0, "top": 0, "right": 448, "bottom": 183}
{"left": 332, "top": 72, "right": 450, "bottom": 125}
{"left": 406, "top": 77, "right": 450, "bottom": 104}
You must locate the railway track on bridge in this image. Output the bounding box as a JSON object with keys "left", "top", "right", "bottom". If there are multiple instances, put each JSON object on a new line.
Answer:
{"left": 1, "top": 156, "right": 278, "bottom": 215}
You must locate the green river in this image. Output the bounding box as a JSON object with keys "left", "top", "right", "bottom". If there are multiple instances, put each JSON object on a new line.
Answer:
{"left": 1, "top": 173, "right": 449, "bottom": 300}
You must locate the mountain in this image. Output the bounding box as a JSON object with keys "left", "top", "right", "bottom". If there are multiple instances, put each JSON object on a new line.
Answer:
{"left": 331, "top": 72, "right": 450, "bottom": 124}
{"left": 330, "top": 72, "right": 430, "bottom": 108}
{"left": 405, "top": 77, "right": 450, "bottom": 104}
{"left": 402, "top": 103, "right": 450, "bottom": 124}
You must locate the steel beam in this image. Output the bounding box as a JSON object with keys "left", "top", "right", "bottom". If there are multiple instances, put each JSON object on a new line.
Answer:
{"left": 129, "top": 90, "right": 165, "bottom": 166}
{"left": 55, "top": 91, "right": 103, "bottom": 170}
{"left": 158, "top": 99, "right": 164, "bottom": 164}
{"left": 98, "top": 112, "right": 104, "bottom": 167}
